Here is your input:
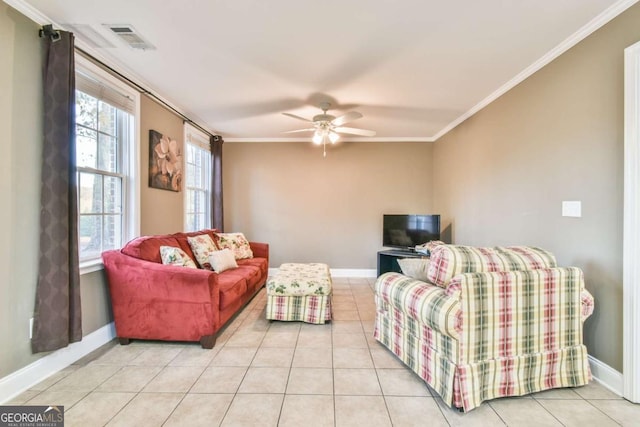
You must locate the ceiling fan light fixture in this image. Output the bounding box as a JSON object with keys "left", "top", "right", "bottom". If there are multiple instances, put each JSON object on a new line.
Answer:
{"left": 328, "top": 131, "right": 339, "bottom": 144}
{"left": 312, "top": 131, "right": 323, "bottom": 145}
{"left": 282, "top": 102, "right": 375, "bottom": 156}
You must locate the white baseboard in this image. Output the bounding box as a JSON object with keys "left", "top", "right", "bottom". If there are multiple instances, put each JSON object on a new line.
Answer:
{"left": 589, "top": 355, "right": 623, "bottom": 396}
{"left": 330, "top": 269, "right": 377, "bottom": 278}
{"left": 0, "top": 322, "right": 116, "bottom": 404}
{"left": 268, "top": 267, "right": 376, "bottom": 278}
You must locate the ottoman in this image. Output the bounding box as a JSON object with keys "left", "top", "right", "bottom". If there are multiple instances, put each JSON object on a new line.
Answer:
{"left": 266, "top": 263, "right": 333, "bottom": 324}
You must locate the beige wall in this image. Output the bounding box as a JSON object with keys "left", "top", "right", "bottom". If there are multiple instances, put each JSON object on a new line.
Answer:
{"left": 433, "top": 3, "right": 640, "bottom": 371}
{"left": 0, "top": 5, "right": 44, "bottom": 377}
{"left": 139, "top": 95, "right": 185, "bottom": 235}
{"left": 0, "top": 4, "right": 187, "bottom": 378}
{"left": 0, "top": 4, "right": 116, "bottom": 377}
{"left": 224, "top": 141, "right": 434, "bottom": 268}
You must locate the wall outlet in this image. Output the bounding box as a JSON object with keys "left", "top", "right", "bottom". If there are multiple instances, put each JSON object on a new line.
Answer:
{"left": 562, "top": 201, "right": 582, "bottom": 217}
{"left": 29, "top": 317, "right": 34, "bottom": 339}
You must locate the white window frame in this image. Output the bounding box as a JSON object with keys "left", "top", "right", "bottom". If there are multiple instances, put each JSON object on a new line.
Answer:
{"left": 75, "top": 55, "right": 140, "bottom": 274}
{"left": 184, "top": 123, "right": 211, "bottom": 232}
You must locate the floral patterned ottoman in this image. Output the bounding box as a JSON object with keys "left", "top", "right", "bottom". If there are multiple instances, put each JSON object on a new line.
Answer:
{"left": 266, "top": 263, "right": 333, "bottom": 324}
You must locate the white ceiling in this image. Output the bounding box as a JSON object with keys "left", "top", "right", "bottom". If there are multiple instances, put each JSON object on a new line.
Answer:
{"left": 9, "top": 0, "right": 637, "bottom": 141}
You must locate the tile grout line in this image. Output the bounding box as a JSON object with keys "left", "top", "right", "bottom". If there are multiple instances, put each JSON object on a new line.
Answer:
{"left": 14, "top": 279, "right": 629, "bottom": 426}
{"left": 159, "top": 345, "right": 217, "bottom": 426}
{"left": 582, "top": 398, "right": 624, "bottom": 426}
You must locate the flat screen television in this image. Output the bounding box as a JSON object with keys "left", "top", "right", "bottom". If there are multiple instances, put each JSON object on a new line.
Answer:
{"left": 383, "top": 214, "right": 441, "bottom": 250}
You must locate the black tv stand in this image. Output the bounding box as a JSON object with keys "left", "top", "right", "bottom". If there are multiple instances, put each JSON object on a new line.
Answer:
{"left": 377, "top": 249, "right": 428, "bottom": 276}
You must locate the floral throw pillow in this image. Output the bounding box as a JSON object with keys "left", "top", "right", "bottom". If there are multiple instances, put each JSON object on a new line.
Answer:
{"left": 159, "top": 246, "right": 197, "bottom": 269}
{"left": 186, "top": 234, "right": 218, "bottom": 269}
{"left": 215, "top": 232, "right": 254, "bottom": 260}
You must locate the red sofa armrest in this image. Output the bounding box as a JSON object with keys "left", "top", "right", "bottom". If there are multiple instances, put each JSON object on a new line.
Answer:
{"left": 250, "top": 242, "right": 269, "bottom": 262}
{"left": 102, "top": 250, "right": 221, "bottom": 339}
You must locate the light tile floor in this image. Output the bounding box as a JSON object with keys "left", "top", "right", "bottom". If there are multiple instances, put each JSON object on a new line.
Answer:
{"left": 6, "top": 277, "right": 640, "bottom": 426}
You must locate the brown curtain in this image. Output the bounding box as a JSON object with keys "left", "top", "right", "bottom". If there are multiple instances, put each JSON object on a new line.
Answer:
{"left": 32, "top": 27, "right": 82, "bottom": 353}
{"left": 210, "top": 135, "right": 224, "bottom": 231}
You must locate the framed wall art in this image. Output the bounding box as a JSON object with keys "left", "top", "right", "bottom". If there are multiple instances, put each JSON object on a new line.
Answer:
{"left": 149, "top": 129, "right": 182, "bottom": 192}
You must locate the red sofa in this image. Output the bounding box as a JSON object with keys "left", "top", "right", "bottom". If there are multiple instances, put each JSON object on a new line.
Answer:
{"left": 102, "top": 229, "right": 269, "bottom": 348}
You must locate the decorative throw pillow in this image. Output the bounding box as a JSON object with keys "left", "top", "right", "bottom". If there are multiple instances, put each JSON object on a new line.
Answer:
{"left": 187, "top": 234, "right": 218, "bottom": 269}
{"left": 208, "top": 249, "right": 238, "bottom": 273}
{"left": 397, "top": 258, "right": 430, "bottom": 282}
{"left": 215, "top": 232, "right": 254, "bottom": 259}
{"left": 426, "top": 240, "right": 446, "bottom": 253}
{"left": 159, "top": 246, "right": 197, "bottom": 269}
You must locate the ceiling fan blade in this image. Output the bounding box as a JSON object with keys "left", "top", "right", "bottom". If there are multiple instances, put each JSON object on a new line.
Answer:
{"left": 335, "top": 126, "right": 376, "bottom": 137}
{"left": 282, "top": 128, "right": 315, "bottom": 134}
{"left": 282, "top": 112, "right": 312, "bottom": 122}
{"left": 332, "top": 111, "right": 363, "bottom": 127}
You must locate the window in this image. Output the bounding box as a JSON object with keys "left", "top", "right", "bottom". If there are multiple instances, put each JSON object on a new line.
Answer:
{"left": 184, "top": 124, "right": 211, "bottom": 232}
{"left": 75, "top": 56, "right": 139, "bottom": 268}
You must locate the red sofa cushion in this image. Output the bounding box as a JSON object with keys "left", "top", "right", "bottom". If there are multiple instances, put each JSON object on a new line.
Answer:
{"left": 218, "top": 271, "right": 249, "bottom": 310}
{"left": 121, "top": 235, "right": 182, "bottom": 263}
{"left": 237, "top": 257, "right": 268, "bottom": 276}
{"left": 236, "top": 264, "right": 262, "bottom": 290}
{"left": 120, "top": 229, "right": 220, "bottom": 265}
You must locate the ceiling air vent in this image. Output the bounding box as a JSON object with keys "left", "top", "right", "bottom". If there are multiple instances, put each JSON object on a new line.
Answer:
{"left": 103, "top": 24, "right": 155, "bottom": 51}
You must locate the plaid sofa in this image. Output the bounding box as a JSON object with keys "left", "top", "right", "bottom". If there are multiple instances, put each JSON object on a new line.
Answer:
{"left": 373, "top": 245, "right": 594, "bottom": 412}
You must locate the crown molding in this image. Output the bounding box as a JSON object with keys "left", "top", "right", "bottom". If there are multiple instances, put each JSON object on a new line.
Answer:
{"left": 3, "top": 0, "right": 47, "bottom": 23}
{"left": 432, "top": 0, "right": 640, "bottom": 141}
{"left": 225, "top": 136, "right": 435, "bottom": 143}
{"left": 4, "top": 0, "right": 217, "bottom": 136}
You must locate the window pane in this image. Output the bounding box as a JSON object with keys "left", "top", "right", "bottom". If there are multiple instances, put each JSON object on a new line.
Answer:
{"left": 76, "top": 91, "right": 97, "bottom": 129}
{"left": 75, "top": 71, "right": 134, "bottom": 260}
{"left": 76, "top": 127, "right": 98, "bottom": 169}
{"left": 186, "top": 190, "right": 194, "bottom": 214}
{"left": 98, "top": 133, "right": 118, "bottom": 172}
{"left": 79, "top": 172, "right": 103, "bottom": 214}
{"left": 186, "top": 162, "right": 196, "bottom": 187}
{"left": 79, "top": 214, "right": 102, "bottom": 259}
{"left": 104, "top": 176, "right": 122, "bottom": 213}
{"left": 186, "top": 144, "right": 195, "bottom": 164}
{"left": 194, "top": 162, "right": 203, "bottom": 187}
{"left": 185, "top": 214, "right": 194, "bottom": 232}
{"left": 98, "top": 101, "right": 116, "bottom": 136}
{"left": 184, "top": 141, "right": 211, "bottom": 232}
{"left": 196, "top": 190, "right": 205, "bottom": 214}
{"left": 103, "top": 214, "right": 122, "bottom": 251}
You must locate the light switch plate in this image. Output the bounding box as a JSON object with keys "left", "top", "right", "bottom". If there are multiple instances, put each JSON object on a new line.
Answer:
{"left": 562, "top": 201, "right": 582, "bottom": 217}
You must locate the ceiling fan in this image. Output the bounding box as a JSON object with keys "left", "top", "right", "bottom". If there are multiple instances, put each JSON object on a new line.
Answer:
{"left": 282, "top": 102, "right": 376, "bottom": 156}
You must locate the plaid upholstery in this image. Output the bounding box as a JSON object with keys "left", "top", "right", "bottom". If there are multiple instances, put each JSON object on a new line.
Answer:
{"left": 266, "top": 294, "right": 332, "bottom": 324}
{"left": 266, "top": 263, "right": 332, "bottom": 324}
{"left": 374, "top": 262, "right": 594, "bottom": 412}
{"left": 427, "top": 245, "right": 557, "bottom": 287}
{"left": 375, "top": 273, "right": 461, "bottom": 339}
{"left": 375, "top": 294, "right": 459, "bottom": 362}
{"left": 375, "top": 291, "right": 459, "bottom": 404}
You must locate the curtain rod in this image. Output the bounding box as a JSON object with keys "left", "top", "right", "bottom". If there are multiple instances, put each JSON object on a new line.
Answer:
{"left": 74, "top": 47, "right": 215, "bottom": 139}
